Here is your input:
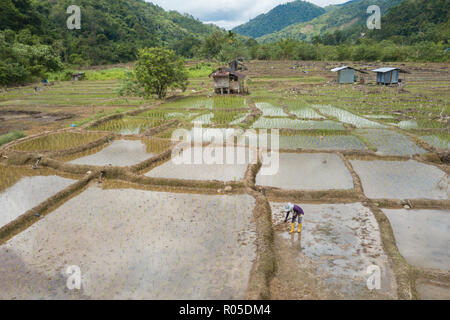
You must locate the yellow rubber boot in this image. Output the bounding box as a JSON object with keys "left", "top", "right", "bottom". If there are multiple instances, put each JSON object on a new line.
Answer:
{"left": 289, "top": 223, "right": 295, "bottom": 234}
{"left": 298, "top": 223, "right": 302, "bottom": 233}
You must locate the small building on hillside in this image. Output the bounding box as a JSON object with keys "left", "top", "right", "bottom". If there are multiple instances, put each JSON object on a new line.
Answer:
{"left": 330, "top": 66, "right": 367, "bottom": 84}
{"left": 209, "top": 67, "right": 247, "bottom": 94}
{"left": 71, "top": 72, "right": 85, "bottom": 81}
{"left": 229, "top": 59, "right": 247, "bottom": 72}
{"left": 372, "top": 67, "right": 409, "bottom": 85}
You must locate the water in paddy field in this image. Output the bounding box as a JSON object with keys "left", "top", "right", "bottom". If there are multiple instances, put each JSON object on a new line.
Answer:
{"left": 191, "top": 113, "right": 213, "bottom": 125}
{"left": 251, "top": 117, "right": 344, "bottom": 130}
{"left": 288, "top": 107, "right": 325, "bottom": 119}
{"left": 255, "top": 102, "right": 288, "bottom": 117}
{"left": 416, "top": 281, "right": 450, "bottom": 300}
{"left": 355, "top": 129, "right": 427, "bottom": 156}
{"left": 256, "top": 153, "right": 354, "bottom": 190}
{"left": 0, "top": 175, "right": 75, "bottom": 228}
{"left": 69, "top": 140, "right": 156, "bottom": 166}
{"left": 145, "top": 146, "right": 251, "bottom": 182}
{"left": 397, "top": 120, "right": 419, "bottom": 129}
{"left": 270, "top": 202, "right": 397, "bottom": 299}
{"left": 313, "top": 105, "right": 386, "bottom": 128}
{"left": 90, "top": 117, "right": 162, "bottom": 135}
{"left": 277, "top": 134, "right": 367, "bottom": 150}
{"left": 382, "top": 209, "right": 450, "bottom": 272}
{"left": 364, "top": 115, "right": 394, "bottom": 120}
{"left": 351, "top": 160, "right": 449, "bottom": 200}
{"left": 420, "top": 135, "right": 450, "bottom": 149}
{"left": 0, "top": 187, "right": 256, "bottom": 299}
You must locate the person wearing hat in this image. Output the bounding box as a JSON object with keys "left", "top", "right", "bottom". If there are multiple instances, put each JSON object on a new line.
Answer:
{"left": 284, "top": 203, "right": 305, "bottom": 234}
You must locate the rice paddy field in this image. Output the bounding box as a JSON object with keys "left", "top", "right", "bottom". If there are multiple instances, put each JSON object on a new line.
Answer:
{"left": 0, "top": 60, "right": 448, "bottom": 300}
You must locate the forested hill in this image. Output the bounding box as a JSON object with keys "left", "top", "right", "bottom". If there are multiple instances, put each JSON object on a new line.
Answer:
{"left": 367, "top": 0, "right": 450, "bottom": 44}
{"left": 1, "top": 0, "right": 221, "bottom": 65}
{"left": 257, "top": 0, "right": 403, "bottom": 42}
{"left": 232, "top": 0, "right": 325, "bottom": 38}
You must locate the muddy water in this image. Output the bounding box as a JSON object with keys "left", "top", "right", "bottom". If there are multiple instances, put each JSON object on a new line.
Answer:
{"left": 313, "top": 105, "right": 386, "bottom": 128}
{"left": 351, "top": 160, "right": 449, "bottom": 200}
{"left": 0, "top": 187, "right": 256, "bottom": 299}
{"left": 145, "top": 146, "right": 252, "bottom": 182}
{"left": 416, "top": 281, "right": 450, "bottom": 300}
{"left": 69, "top": 140, "right": 156, "bottom": 167}
{"left": 271, "top": 202, "right": 397, "bottom": 299}
{"left": 256, "top": 153, "right": 354, "bottom": 190}
{"left": 382, "top": 209, "right": 450, "bottom": 271}
{"left": 355, "top": 129, "right": 427, "bottom": 156}
{"left": 251, "top": 117, "right": 344, "bottom": 130}
{"left": 0, "top": 175, "right": 75, "bottom": 228}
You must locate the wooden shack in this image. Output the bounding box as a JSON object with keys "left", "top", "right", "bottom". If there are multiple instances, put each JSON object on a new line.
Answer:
{"left": 372, "top": 67, "right": 409, "bottom": 85}
{"left": 229, "top": 59, "right": 247, "bottom": 72}
{"left": 209, "top": 67, "right": 247, "bottom": 94}
{"left": 331, "top": 66, "right": 367, "bottom": 84}
{"left": 71, "top": 72, "right": 85, "bottom": 81}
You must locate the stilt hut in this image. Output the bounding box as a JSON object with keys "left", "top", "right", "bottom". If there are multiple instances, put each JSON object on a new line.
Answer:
{"left": 209, "top": 67, "right": 247, "bottom": 94}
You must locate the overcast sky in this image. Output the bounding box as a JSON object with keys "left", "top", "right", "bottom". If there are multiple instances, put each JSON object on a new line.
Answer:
{"left": 148, "top": 0, "right": 349, "bottom": 29}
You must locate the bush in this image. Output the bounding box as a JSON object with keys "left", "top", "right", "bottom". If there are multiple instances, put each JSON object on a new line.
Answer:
{"left": 0, "top": 131, "right": 25, "bottom": 147}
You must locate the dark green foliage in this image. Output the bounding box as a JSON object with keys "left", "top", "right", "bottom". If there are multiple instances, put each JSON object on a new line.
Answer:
{"left": 232, "top": 0, "right": 325, "bottom": 38}
{"left": 0, "top": 0, "right": 221, "bottom": 85}
{"left": 368, "top": 0, "right": 450, "bottom": 44}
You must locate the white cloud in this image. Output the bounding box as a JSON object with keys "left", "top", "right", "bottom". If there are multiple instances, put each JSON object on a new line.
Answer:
{"left": 148, "top": 0, "right": 349, "bottom": 29}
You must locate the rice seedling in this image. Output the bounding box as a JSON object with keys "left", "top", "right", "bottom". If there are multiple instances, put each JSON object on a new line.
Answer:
{"left": 11, "top": 132, "right": 105, "bottom": 152}
{"left": 90, "top": 117, "right": 164, "bottom": 134}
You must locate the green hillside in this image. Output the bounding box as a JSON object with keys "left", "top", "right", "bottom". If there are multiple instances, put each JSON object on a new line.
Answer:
{"left": 367, "top": 0, "right": 450, "bottom": 44}
{"left": 232, "top": 0, "right": 325, "bottom": 38}
{"left": 0, "top": 0, "right": 221, "bottom": 85}
{"left": 257, "top": 0, "right": 403, "bottom": 42}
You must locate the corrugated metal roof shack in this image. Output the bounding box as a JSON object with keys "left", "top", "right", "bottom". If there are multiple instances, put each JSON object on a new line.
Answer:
{"left": 209, "top": 67, "right": 247, "bottom": 94}
{"left": 372, "top": 67, "right": 410, "bottom": 85}
{"left": 330, "top": 66, "right": 367, "bottom": 84}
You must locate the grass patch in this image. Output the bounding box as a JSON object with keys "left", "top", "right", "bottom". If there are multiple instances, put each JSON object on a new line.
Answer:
{"left": 187, "top": 63, "right": 215, "bottom": 78}
{"left": 0, "top": 131, "right": 25, "bottom": 147}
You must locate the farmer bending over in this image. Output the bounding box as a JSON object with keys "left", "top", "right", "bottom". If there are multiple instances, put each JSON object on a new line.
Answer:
{"left": 284, "top": 203, "right": 304, "bottom": 234}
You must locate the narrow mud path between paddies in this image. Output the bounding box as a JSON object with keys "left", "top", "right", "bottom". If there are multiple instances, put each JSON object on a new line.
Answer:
{"left": 0, "top": 90, "right": 449, "bottom": 299}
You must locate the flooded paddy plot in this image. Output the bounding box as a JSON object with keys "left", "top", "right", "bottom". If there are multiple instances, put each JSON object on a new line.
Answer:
{"left": 313, "top": 105, "right": 386, "bottom": 129}
{"left": 255, "top": 102, "right": 288, "bottom": 117}
{"left": 0, "top": 187, "right": 257, "bottom": 299}
{"left": 420, "top": 135, "right": 450, "bottom": 150}
{"left": 89, "top": 117, "right": 164, "bottom": 135}
{"left": 278, "top": 134, "right": 367, "bottom": 151}
{"left": 382, "top": 209, "right": 450, "bottom": 271}
{"left": 251, "top": 117, "right": 344, "bottom": 130}
{"left": 0, "top": 175, "right": 75, "bottom": 228}
{"left": 256, "top": 153, "right": 354, "bottom": 190}
{"left": 146, "top": 146, "right": 251, "bottom": 182}
{"left": 355, "top": 129, "right": 427, "bottom": 156}
{"left": 69, "top": 139, "right": 166, "bottom": 167}
{"left": 271, "top": 202, "right": 397, "bottom": 299}
{"left": 283, "top": 100, "right": 325, "bottom": 119}
{"left": 416, "top": 281, "right": 450, "bottom": 300}
{"left": 351, "top": 160, "right": 449, "bottom": 200}
{"left": 11, "top": 132, "right": 105, "bottom": 152}
{"left": 191, "top": 113, "right": 213, "bottom": 125}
